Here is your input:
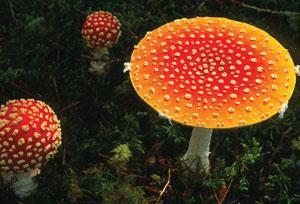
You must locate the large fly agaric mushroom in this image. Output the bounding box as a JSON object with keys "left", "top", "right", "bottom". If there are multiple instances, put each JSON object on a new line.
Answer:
{"left": 126, "top": 17, "right": 297, "bottom": 172}
{"left": 82, "top": 11, "right": 121, "bottom": 74}
{"left": 0, "top": 99, "right": 62, "bottom": 197}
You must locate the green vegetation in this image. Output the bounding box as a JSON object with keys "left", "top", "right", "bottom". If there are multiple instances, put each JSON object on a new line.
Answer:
{"left": 0, "top": 0, "right": 299, "bottom": 203}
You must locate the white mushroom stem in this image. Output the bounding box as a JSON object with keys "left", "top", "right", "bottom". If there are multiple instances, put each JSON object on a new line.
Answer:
{"left": 11, "top": 169, "right": 40, "bottom": 198}
{"left": 183, "top": 127, "right": 212, "bottom": 173}
{"left": 89, "top": 47, "right": 109, "bottom": 75}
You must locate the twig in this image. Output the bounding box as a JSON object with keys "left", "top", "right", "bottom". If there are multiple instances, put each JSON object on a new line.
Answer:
{"left": 198, "top": 0, "right": 209, "bottom": 9}
{"left": 268, "top": 127, "right": 293, "bottom": 165}
{"left": 46, "top": 39, "right": 69, "bottom": 51}
{"left": 80, "top": 54, "right": 96, "bottom": 61}
{"left": 213, "top": 179, "right": 233, "bottom": 204}
{"left": 219, "top": 179, "right": 233, "bottom": 204}
{"left": 62, "top": 117, "right": 67, "bottom": 166}
{"left": 62, "top": 143, "right": 67, "bottom": 166}
{"left": 51, "top": 76, "right": 61, "bottom": 106}
{"left": 230, "top": 0, "right": 300, "bottom": 16}
{"left": 120, "top": 171, "right": 152, "bottom": 181}
{"left": 7, "top": 0, "right": 17, "bottom": 22}
{"left": 105, "top": 58, "right": 121, "bottom": 65}
{"left": 143, "top": 186, "right": 161, "bottom": 194}
{"left": 156, "top": 168, "right": 171, "bottom": 204}
{"left": 213, "top": 191, "right": 221, "bottom": 204}
{"left": 80, "top": 54, "right": 119, "bottom": 63}
{"left": 60, "top": 101, "right": 80, "bottom": 112}
{"left": 191, "top": 0, "right": 209, "bottom": 16}
{"left": 123, "top": 27, "right": 140, "bottom": 39}
{"left": 9, "top": 82, "right": 37, "bottom": 97}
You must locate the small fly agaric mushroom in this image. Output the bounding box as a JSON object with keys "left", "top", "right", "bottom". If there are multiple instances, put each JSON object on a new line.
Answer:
{"left": 82, "top": 11, "right": 121, "bottom": 74}
{"left": 0, "top": 99, "right": 62, "bottom": 197}
{"left": 126, "top": 17, "right": 297, "bottom": 172}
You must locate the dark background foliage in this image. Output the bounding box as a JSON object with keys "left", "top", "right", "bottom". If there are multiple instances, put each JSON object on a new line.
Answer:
{"left": 0, "top": 0, "right": 300, "bottom": 203}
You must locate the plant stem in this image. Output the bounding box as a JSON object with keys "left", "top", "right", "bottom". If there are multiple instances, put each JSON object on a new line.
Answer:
{"left": 183, "top": 127, "right": 212, "bottom": 172}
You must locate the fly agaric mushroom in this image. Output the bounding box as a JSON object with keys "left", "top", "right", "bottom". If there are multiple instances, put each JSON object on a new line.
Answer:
{"left": 126, "top": 17, "right": 297, "bottom": 172}
{"left": 0, "top": 99, "right": 62, "bottom": 197}
{"left": 82, "top": 11, "right": 121, "bottom": 74}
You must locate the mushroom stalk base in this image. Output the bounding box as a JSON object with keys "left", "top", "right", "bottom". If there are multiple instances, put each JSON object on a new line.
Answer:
{"left": 89, "top": 47, "right": 109, "bottom": 75}
{"left": 183, "top": 127, "right": 212, "bottom": 173}
{"left": 11, "top": 169, "right": 40, "bottom": 198}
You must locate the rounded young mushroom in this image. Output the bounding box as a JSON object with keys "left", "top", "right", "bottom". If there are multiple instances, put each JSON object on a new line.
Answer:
{"left": 0, "top": 99, "right": 62, "bottom": 197}
{"left": 82, "top": 11, "right": 122, "bottom": 74}
{"left": 127, "top": 17, "right": 297, "bottom": 172}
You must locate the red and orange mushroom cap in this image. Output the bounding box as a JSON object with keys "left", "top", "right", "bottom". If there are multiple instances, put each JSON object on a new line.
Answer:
{"left": 0, "top": 99, "right": 62, "bottom": 174}
{"left": 82, "top": 11, "right": 121, "bottom": 49}
{"left": 129, "top": 17, "right": 296, "bottom": 128}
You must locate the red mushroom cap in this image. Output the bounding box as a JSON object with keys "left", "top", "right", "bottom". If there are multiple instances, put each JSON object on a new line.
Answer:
{"left": 0, "top": 99, "right": 62, "bottom": 174}
{"left": 82, "top": 11, "right": 121, "bottom": 49}
{"left": 129, "top": 17, "right": 296, "bottom": 128}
